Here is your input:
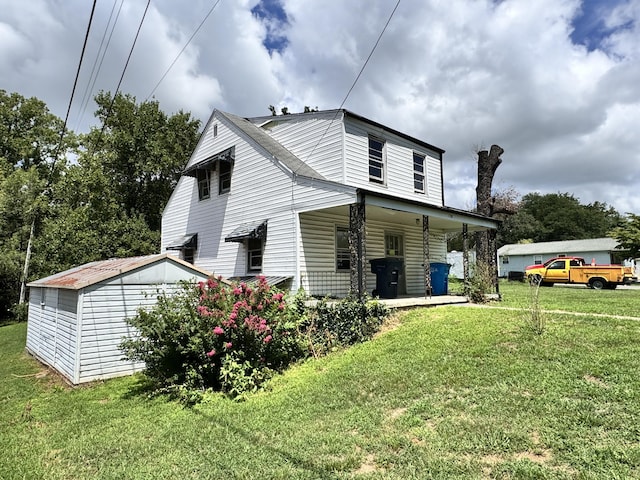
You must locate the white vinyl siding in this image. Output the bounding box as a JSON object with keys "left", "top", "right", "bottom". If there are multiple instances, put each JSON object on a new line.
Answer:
{"left": 77, "top": 284, "right": 171, "bottom": 383}
{"left": 26, "top": 258, "right": 210, "bottom": 384}
{"left": 299, "top": 210, "right": 447, "bottom": 297}
{"left": 344, "top": 117, "right": 443, "bottom": 206}
{"left": 162, "top": 112, "right": 356, "bottom": 281}
{"left": 260, "top": 113, "right": 345, "bottom": 182}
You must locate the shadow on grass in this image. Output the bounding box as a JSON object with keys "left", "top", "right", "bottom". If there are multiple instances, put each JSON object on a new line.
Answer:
{"left": 120, "top": 374, "right": 158, "bottom": 400}
{"left": 193, "top": 407, "right": 338, "bottom": 479}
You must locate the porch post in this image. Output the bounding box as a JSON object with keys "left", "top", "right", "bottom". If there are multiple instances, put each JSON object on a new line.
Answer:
{"left": 423, "top": 215, "right": 431, "bottom": 297}
{"left": 489, "top": 228, "right": 500, "bottom": 296}
{"left": 349, "top": 193, "right": 366, "bottom": 298}
{"left": 462, "top": 223, "right": 470, "bottom": 296}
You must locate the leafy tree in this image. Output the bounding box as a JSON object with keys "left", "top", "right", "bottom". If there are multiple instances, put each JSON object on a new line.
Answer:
{"left": 0, "top": 89, "right": 65, "bottom": 172}
{"left": 610, "top": 213, "right": 640, "bottom": 258}
{"left": 84, "top": 91, "right": 201, "bottom": 230}
{"left": 517, "top": 193, "right": 622, "bottom": 243}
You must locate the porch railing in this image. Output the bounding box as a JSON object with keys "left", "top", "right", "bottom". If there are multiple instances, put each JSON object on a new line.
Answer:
{"left": 300, "top": 271, "right": 351, "bottom": 298}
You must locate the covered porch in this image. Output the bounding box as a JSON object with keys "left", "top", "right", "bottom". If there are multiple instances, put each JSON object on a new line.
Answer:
{"left": 296, "top": 190, "right": 499, "bottom": 299}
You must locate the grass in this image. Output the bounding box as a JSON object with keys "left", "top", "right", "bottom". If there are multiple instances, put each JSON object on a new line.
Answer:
{"left": 498, "top": 280, "right": 640, "bottom": 317}
{"left": 2, "top": 287, "right": 640, "bottom": 479}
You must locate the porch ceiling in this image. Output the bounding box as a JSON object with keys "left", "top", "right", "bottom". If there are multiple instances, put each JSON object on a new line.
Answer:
{"left": 313, "top": 203, "right": 495, "bottom": 233}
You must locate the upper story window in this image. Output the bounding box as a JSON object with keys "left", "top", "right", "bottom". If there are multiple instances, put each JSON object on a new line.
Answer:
{"left": 219, "top": 160, "right": 232, "bottom": 194}
{"left": 368, "top": 136, "right": 385, "bottom": 184}
{"left": 336, "top": 226, "right": 350, "bottom": 271}
{"left": 413, "top": 152, "right": 425, "bottom": 193}
{"left": 183, "top": 146, "right": 235, "bottom": 201}
{"left": 196, "top": 169, "right": 211, "bottom": 200}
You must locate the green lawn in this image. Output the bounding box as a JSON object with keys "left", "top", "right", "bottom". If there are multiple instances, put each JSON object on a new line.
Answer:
{"left": 2, "top": 288, "right": 640, "bottom": 479}
{"left": 499, "top": 280, "right": 640, "bottom": 317}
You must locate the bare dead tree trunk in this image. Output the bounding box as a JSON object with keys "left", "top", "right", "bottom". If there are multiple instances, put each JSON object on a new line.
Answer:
{"left": 475, "top": 145, "right": 504, "bottom": 291}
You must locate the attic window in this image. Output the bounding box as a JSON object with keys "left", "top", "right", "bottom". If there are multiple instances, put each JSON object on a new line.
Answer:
{"left": 213, "top": 124, "right": 218, "bottom": 137}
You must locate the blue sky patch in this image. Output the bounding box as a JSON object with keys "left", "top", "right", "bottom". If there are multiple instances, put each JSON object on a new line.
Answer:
{"left": 570, "top": 0, "right": 629, "bottom": 51}
{"left": 251, "top": 0, "right": 289, "bottom": 54}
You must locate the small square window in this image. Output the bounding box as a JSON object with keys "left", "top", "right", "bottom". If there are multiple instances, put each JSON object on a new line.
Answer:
{"left": 534, "top": 255, "right": 543, "bottom": 265}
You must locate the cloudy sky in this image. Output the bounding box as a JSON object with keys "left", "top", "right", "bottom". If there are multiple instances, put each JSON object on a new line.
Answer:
{"left": 1, "top": 0, "right": 639, "bottom": 214}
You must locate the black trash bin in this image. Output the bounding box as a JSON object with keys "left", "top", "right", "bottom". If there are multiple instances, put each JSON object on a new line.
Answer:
{"left": 370, "top": 257, "right": 403, "bottom": 299}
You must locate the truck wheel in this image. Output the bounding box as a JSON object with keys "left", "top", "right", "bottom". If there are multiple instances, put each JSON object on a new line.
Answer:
{"left": 528, "top": 274, "right": 542, "bottom": 286}
{"left": 590, "top": 278, "right": 606, "bottom": 290}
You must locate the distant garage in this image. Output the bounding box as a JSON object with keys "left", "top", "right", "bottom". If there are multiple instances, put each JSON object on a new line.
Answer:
{"left": 26, "top": 254, "right": 210, "bottom": 385}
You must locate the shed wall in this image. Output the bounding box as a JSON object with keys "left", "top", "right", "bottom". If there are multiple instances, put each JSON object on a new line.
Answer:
{"left": 26, "top": 287, "right": 78, "bottom": 383}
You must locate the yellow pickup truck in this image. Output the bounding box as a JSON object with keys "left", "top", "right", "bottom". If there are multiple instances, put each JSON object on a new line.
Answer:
{"left": 525, "top": 257, "right": 635, "bottom": 289}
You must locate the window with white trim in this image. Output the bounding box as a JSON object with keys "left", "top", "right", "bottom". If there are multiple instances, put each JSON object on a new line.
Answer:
{"left": 534, "top": 255, "right": 543, "bottom": 265}
{"left": 336, "top": 226, "right": 350, "bottom": 271}
{"left": 368, "top": 136, "right": 385, "bottom": 184}
{"left": 247, "top": 239, "right": 263, "bottom": 272}
{"left": 196, "top": 169, "right": 211, "bottom": 200}
{"left": 413, "top": 152, "right": 425, "bottom": 193}
{"left": 385, "top": 233, "right": 404, "bottom": 257}
{"left": 219, "top": 161, "right": 232, "bottom": 194}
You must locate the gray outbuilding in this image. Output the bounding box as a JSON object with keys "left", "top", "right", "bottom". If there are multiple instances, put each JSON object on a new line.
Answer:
{"left": 26, "top": 254, "right": 210, "bottom": 384}
{"left": 497, "top": 238, "right": 628, "bottom": 277}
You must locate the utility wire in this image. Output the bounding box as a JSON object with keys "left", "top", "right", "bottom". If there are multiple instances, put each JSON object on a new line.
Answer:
{"left": 20, "top": 0, "right": 98, "bottom": 305}
{"left": 93, "top": 0, "right": 152, "bottom": 150}
{"left": 145, "top": 0, "right": 222, "bottom": 101}
{"left": 75, "top": 0, "right": 125, "bottom": 131}
{"left": 300, "top": 0, "right": 401, "bottom": 168}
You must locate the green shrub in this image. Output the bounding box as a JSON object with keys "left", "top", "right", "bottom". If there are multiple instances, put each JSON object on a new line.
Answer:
{"left": 467, "top": 261, "right": 495, "bottom": 303}
{"left": 302, "top": 295, "right": 389, "bottom": 355}
{"left": 121, "top": 277, "right": 305, "bottom": 398}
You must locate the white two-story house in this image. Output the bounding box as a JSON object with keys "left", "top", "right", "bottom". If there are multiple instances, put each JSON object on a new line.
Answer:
{"left": 161, "top": 109, "right": 498, "bottom": 297}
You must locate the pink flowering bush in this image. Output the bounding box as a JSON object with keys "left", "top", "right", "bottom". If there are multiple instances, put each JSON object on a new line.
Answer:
{"left": 121, "top": 277, "right": 304, "bottom": 398}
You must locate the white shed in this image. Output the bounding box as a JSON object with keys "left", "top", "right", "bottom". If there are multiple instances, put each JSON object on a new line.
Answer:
{"left": 26, "top": 254, "right": 210, "bottom": 385}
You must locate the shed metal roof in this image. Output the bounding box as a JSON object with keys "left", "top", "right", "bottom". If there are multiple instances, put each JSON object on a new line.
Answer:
{"left": 27, "top": 254, "right": 211, "bottom": 290}
{"left": 498, "top": 238, "right": 622, "bottom": 256}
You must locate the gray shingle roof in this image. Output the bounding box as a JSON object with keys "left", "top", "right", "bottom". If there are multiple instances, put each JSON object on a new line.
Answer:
{"left": 218, "top": 111, "right": 326, "bottom": 181}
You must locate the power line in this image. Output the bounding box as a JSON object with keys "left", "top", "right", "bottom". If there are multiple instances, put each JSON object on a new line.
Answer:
{"left": 93, "top": 0, "right": 152, "bottom": 149}
{"left": 145, "top": 0, "right": 222, "bottom": 101}
{"left": 75, "top": 0, "right": 125, "bottom": 131}
{"left": 20, "top": 0, "right": 98, "bottom": 305}
{"left": 301, "top": 0, "right": 401, "bottom": 167}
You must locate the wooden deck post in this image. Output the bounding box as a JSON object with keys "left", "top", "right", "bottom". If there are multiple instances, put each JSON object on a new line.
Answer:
{"left": 423, "top": 215, "right": 431, "bottom": 297}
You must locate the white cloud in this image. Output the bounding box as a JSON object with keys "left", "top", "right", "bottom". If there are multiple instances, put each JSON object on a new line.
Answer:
{"left": 0, "top": 0, "right": 639, "bottom": 215}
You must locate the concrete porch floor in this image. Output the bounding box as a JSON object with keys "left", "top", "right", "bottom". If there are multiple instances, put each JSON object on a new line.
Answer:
{"left": 377, "top": 294, "right": 469, "bottom": 309}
